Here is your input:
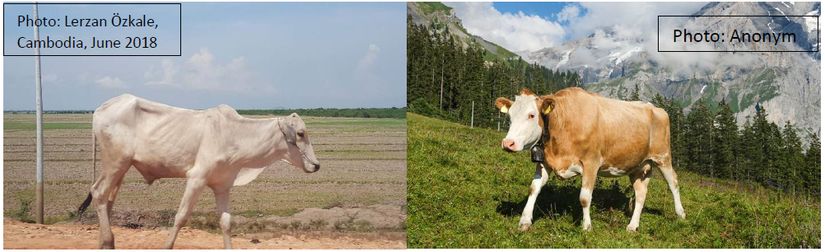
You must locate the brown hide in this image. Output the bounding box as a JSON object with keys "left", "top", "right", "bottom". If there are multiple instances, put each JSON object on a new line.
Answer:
{"left": 540, "top": 87, "right": 671, "bottom": 178}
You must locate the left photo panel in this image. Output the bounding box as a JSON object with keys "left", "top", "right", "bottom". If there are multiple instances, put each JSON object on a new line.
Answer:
{"left": 3, "top": 2, "right": 407, "bottom": 249}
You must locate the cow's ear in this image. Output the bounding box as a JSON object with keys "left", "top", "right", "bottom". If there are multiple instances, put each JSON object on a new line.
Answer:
{"left": 495, "top": 97, "right": 512, "bottom": 114}
{"left": 279, "top": 120, "right": 297, "bottom": 144}
{"left": 539, "top": 96, "right": 555, "bottom": 115}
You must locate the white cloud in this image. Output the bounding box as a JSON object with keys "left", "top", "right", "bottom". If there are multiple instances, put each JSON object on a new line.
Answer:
{"left": 566, "top": 3, "right": 707, "bottom": 40}
{"left": 556, "top": 5, "right": 580, "bottom": 23}
{"left": 95, "top": 76, "right": 126, "bottom": 89}
{"left": 354, "top": 43, "right": 388, "bottom": 96}
{"left": 357, "top": 44, "right": 381, "bottom": 72}
{"left": 144, "top": 48, "right": 270, "bottom": 93}
{"left": 447, "top": 2, "right": 566, "bottom": 52}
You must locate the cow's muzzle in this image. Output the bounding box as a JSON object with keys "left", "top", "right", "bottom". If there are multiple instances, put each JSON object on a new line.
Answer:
{"left": 312, "top": 163, "right": 321, "bottom": 172}
{"left": 501, "top": 139, "right": 517, "bottom": 152}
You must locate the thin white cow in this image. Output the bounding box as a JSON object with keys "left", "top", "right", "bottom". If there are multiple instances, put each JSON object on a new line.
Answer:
{"left": 76, "top": 94, "right": 321, "bottom": 249}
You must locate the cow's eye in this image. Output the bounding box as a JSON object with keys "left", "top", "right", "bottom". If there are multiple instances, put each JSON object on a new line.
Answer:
{"left": 298, "top": 132, "right": 305, "bottom": 138}
{"left": 528, "top": 114, "right": 535, "bottom": 119}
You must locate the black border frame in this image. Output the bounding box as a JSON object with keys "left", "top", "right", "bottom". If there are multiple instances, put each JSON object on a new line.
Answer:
{"left": 657, "top": 14, "right": 820, "bottom": 53}
{"left": 3, "top": 2, "right": 182, "bottom": 57}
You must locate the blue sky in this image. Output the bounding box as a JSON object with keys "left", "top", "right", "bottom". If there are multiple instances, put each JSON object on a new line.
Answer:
{"left": 4, "top": 3, "right": 406, "bottom": 110}
{"left": 492, "top": 2, "right": 569, "bottom": 21}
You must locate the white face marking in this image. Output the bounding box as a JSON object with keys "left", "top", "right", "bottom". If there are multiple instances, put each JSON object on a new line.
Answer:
{"left": 502, "top": 95, "right": 543, "bottom": 151}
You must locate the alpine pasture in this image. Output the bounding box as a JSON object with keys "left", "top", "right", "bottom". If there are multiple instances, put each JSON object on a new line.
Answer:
{"left": 407, "top": 113, "right": 819, "bottom": 248}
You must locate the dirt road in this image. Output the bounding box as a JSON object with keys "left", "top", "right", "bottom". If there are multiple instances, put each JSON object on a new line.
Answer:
{"left": 3, "top": 220, "right": 405, "bottom": 249}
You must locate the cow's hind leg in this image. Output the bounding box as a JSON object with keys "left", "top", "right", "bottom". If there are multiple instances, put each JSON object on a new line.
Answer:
{"left": 91, "top": 158, "right": 130, "bottom": 249}
{"left": 627, "top": 164, "right": 652, "bottom": 231}
{"left": 165, "top": 178, "right": 206, "bottom": 249}
{"left": 211, "top": 184, "right": 233, "bottom": 249}
{"left": 656, "top": 158, "right": 685, "bottom": 219}
{"left": 106, "top": 174, "right": 126, "bottom": 221}
{"left": 519, "top": 164, "right": 549, "bottom": 231}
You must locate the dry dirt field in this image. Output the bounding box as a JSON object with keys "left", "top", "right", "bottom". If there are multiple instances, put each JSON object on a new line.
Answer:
{"left": 3, "top": 113, "right": 406, "bottom": 249}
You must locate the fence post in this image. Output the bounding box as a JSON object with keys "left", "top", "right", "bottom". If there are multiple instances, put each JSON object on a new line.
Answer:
{"left": 470, "top": 101, "right": 474, "bottom": 128}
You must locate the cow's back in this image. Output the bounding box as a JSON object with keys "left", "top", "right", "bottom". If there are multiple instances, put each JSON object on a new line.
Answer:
{"left": 93, "top": 94, "right": 209, "bottom": 179}
{"left": 547, "top": 88, "right": 670, "bottom": 171}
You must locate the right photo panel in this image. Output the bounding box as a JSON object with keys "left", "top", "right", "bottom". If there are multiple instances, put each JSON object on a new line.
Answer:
{"left": 406, "top": 2, "right": 820, "bottom": 248}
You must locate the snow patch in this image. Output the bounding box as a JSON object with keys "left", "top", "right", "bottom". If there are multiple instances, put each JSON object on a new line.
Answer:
{"left": 700, "top": 84, "right": 708, "bottom": 94}
{"left": 554, "top": 49, "right": 573, "bottom": 70}
{"left": 773, "top": 7, "right": 790, "bottom": 21}
{"left": 804, "top": 11, "right": 819, "bottom": 34}
{"left": 608, "top": 46, "right": 642, "bottom": 65}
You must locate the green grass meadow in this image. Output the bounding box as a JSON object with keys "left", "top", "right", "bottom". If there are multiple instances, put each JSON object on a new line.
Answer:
{"left": 407, "top": 113, "right": 820, "bottom": 248}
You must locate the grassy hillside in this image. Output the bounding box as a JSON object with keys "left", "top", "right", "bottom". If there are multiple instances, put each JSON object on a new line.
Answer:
{"left": 407, "top": 113, "right": 820, "bottom": 248}
{"left": 416, "top": 2, "right": 452, "bottom": 15}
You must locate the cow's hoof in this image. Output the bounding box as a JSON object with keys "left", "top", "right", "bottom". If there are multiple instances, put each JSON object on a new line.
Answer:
{"left": 100, "top": 243, "right": 114, "bottom": 249}
{"left": 677, "top": 210, "right": 686, "bottom": 219}
{"left": 626, "top": 224, "right": 638, "bottom": 232}
{"left": 518, "top": 223, "right": 531, "bottom": 231}
{"left": 581, "top": 223, "right": 592, "bottom": 231}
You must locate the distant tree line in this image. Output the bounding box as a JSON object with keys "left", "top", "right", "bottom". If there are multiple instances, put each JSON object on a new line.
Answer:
{"left": 407, "top": 15, "right": 580, "bottom": 128}
{"left": 237, "top": 107, "right": 406, "bottom": 119}
{"left": 5, "top": 108, "right": 407, "bottom": 119}
{"left": 5, "top": 110, "right": 93, "bottom": 114}
{"left": 649, "top": 91, "right": 820, "bottom": 198}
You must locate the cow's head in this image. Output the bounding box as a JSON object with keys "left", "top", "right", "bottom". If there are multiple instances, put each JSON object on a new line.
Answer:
{"left": 495, "top": 88, "right": 553, "bottom": 152}
{"left": 279, "top": 113, "right": 321, "bottom": 173}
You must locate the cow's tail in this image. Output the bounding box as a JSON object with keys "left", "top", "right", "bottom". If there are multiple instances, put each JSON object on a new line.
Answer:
{"left": 77, "top": 193, "right": 93, "bottom": 221}
{"left": 77, "top": 124, "right": 96, "bottom": 221}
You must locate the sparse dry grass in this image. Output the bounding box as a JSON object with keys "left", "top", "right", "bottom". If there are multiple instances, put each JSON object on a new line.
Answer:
{"left": 3, "top": 114, "right": 406, "bottom": 231}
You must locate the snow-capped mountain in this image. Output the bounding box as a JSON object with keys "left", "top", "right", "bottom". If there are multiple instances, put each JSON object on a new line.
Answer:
{"left": 523, "top": 2, "right": 821, "bottom": 133}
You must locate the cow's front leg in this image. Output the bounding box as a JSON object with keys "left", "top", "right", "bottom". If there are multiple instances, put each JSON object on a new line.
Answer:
{"left": 579, "top": 165, "right": 597, "bottom": 231}
{"left": 519, "top": 163, "right": 549, "bottom": 231}
{"left": 212, "top": 185, "right": 233, "bottom": 249}
{"left": 165, "top": 178, "right": 206, "bottom": 249}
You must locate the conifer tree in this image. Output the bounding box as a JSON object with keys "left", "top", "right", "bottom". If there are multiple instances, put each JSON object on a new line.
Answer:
{"left": 780, "top": 121, "right": 804, "bottom": 194}
{"left": 804, "top": 133, "right": 820, "bottom": 196}
{"left": 686, "top": 100, "right": 714, "bottom": 176}
{"left": 712, "top": 100, "right": 738, "bottom": 179}
{"left": 630, "top": 83, "right": 641, "bottom": 101}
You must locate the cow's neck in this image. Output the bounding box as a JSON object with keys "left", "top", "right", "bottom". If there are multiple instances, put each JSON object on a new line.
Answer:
{"left": 228, "top": 118, "right": 284, "bottom": 168}
{"left": 539, "top": 114, "right": 550, "bottom": 144}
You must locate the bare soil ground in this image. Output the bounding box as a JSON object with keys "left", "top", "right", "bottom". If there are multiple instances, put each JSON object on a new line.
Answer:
{"left": 4, "top": 113, "right": 407, "bottom": 249}
{"left": 4, "top": 220, "right": 405, "bottom": 249}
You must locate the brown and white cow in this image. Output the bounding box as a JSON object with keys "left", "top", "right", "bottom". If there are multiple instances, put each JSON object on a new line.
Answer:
{"left": 495, "top": 87, "right": 685, "bottom": 232}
